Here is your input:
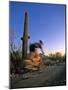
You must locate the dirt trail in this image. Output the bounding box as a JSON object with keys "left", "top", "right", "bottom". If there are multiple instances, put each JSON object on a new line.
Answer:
{"left": 10, "top": 62, "right": 66, "bottom": 89}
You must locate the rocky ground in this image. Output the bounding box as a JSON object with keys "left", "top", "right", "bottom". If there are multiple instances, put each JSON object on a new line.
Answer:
{"left": 10, "top": 62, "right": 66, "bottom": 89}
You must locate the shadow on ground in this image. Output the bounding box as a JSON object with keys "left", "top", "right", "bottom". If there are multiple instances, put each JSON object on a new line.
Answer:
{"left": 10, "top": 62, "right": 66, "bottom": 89}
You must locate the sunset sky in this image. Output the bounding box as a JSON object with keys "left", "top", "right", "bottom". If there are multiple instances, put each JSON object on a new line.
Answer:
{"left": 9, "top": 1, "right": 66, "bottom": 55}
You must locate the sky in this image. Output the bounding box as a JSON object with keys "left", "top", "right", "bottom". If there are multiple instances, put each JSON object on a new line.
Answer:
{"left": 9, "top": 1, "right": 66, "bottom": 55}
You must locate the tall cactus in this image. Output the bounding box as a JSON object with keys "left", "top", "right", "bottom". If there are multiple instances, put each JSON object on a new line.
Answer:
{"left": 21, "top": 12, "right": 28, "bottom": 60}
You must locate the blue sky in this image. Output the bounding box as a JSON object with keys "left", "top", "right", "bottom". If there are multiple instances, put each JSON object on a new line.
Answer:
{"left": 9, "top": 1, "right": 66, "bottom": 55}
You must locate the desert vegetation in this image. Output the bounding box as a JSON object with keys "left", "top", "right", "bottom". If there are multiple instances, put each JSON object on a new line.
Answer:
{"left": 10, "top": 43, "right": 66, "bottom": 75}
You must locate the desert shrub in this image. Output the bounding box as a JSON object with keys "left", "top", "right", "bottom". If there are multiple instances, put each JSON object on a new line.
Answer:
{"left": 10, "top": 48, "right": 22, "bottom": 74}
{"left": 48, "top": 52, "right": 65, "bottom": 62}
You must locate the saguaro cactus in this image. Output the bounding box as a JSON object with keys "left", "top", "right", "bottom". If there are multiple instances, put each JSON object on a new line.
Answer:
{"left": 21, "top": 12, "right": 28, "bottom": 60}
